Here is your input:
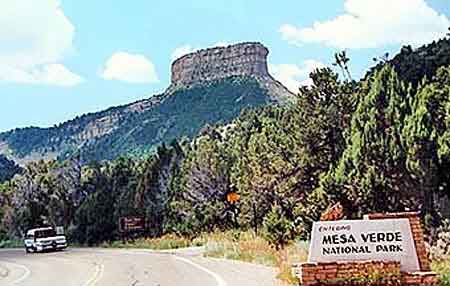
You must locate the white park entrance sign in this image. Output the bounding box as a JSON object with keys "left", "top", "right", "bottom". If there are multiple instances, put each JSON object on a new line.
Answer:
{"left": 308, "top": 218, "right": 420, "bottom": 272}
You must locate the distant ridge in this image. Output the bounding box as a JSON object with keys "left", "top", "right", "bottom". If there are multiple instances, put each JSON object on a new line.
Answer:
{"left": 0, "top": 42, "right": 294, "bottom": 164}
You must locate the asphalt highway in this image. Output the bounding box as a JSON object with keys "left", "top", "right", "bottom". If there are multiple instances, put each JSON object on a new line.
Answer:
{"left": 0, "top": 248, "right": 277, "bottom": 286}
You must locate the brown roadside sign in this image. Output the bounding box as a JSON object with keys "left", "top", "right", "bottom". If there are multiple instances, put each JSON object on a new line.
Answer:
{"left": 226, "top": 192, "right": 240, "bottom": 203}
{"left": 118, "top": 216, "right": 145, "bottom": 233}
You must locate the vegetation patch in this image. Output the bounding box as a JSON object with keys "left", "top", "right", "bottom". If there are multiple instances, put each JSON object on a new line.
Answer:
{"left": 432, "top": 258, "right": 450, "bottom": 286}
{"left": 0, "top": 239, "right": 22, "bottom": 249}
{"left": 203, "top": 231, "right": 308, "bottom": 284}
{"left": 101, "top": 233, "right": 204, "bottom": 250}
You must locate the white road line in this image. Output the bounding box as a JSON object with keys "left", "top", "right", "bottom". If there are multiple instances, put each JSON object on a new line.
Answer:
{"left": 82, "top": 262, "right": 104, "bottom": 286}
{"left": 174, "top": 256, "right": 227, "bottom": 286}
{"left": 0, "top": 260, "right": 32, "bottom": 285}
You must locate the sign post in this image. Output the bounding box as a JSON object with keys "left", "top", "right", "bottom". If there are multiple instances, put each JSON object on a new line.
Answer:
{"left": 226, "top": 191, "right": 240, "bottom": 228}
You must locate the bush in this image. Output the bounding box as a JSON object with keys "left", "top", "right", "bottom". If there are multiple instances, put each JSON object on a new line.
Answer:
{"left": 262, "top": 204, "right": 295, "bottom": 250}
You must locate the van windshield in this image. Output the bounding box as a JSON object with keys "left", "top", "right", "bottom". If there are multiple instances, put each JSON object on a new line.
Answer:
{"left": 35, "top": 229, "right": 56, "bottom": 238}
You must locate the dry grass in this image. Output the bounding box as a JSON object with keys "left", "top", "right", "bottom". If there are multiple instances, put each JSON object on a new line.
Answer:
{"left": 276, "top": 242, "right": 309, "bottom": 285}
{"left": 203, "top": 230, "right": 308, "bottom": 285}
{"left": 432, "top": 258, "right": 450, "bottom": 286}
{"left": 103, "top": 233, "right": 203, "bottom": 250}
{"left": 204, "top": 231, "right": 278, "bottom": 266}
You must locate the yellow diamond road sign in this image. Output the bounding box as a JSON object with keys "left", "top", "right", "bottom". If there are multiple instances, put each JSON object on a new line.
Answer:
{"left": 227, "top": 192, "right": 240, "bottom": 203}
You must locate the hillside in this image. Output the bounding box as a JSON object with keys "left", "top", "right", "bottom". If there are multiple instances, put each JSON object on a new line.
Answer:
{"left": 0, "top": 42, "right": 295, "bottom": 164}
{"left": 367, "top": 38, "right": 450, "bottom": 86}
{"left": 5, "top": 38, "right": 449, "bottom": 165}
{"left": 0, "top": 76, "right": 280, "bottom": 163}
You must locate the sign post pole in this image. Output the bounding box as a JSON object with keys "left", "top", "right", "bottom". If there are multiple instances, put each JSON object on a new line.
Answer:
{"left": 226, "top": 189, "right": 240, "bottom": 229}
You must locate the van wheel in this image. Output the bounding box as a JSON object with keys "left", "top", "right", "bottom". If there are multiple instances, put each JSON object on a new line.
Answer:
{"left": 25, "top": 247, "right": 30, "bottom": 253}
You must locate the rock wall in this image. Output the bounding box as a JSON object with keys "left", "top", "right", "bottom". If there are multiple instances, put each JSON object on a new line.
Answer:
{"left": 170, "top": 42, "right": 270, "bottom": 87}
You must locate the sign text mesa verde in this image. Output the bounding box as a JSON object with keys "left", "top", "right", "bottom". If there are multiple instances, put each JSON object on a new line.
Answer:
{"left": 308, "top": 218, "right": 420, "bottom": 272}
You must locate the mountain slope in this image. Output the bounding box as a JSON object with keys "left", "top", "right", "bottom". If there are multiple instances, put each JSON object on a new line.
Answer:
{"left": 0, "top": 42, "right": 296, "bottom": 164}
{"left": 0, "top": 76, "right": 277, "bottom": 163}
{"left": 366, "top": 38, "right": 450, "bottom": 86}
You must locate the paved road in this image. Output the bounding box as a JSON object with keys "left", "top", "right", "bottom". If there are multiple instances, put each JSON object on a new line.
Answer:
{"left": 0, "top": 248, "right": 278, "bottom": 286}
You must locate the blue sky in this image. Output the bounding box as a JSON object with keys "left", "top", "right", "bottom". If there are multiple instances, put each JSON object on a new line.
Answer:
{"left": 1, "top": 0, "right": 449, "bottom": 132}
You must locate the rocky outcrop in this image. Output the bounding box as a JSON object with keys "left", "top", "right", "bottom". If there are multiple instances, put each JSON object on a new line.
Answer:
{"left": 171, "top": 42, "right": 270, "bottom": 87}
{"left": 168, "top": 42, "right": 294, "bottom": 100}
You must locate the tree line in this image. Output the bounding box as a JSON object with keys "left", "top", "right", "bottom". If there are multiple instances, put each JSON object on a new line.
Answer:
{"left": 1, "top": 41, "right": 450, "bottom": 248}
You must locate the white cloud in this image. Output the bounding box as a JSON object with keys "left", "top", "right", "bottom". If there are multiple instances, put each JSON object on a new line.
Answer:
{"left": 269, "top": 60, "right": 325, "bottom": 93}
{"left": 1, "top": 64, "right": 84, "bottom": 87}
{"left": 280, "top": 0, "right": 450, "bottom": 49}
{"left": 101, "top": 52, "right": 159, "bottom": 84}
{"left": 0, "top": 0, "right": 84, "bottom": 86}
{"left": 171, "top": 42, "right": 229, "bottom": 61}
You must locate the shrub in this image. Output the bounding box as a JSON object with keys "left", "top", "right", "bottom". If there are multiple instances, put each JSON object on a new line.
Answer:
{"left": 432, "top": 259, "right": 450, "bottom": 286}
{"left": 262, "top": 204, "right": 295, "bottom": 250}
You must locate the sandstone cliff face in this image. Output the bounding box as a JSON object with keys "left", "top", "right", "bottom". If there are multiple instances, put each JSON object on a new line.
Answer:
{"left": 168, "top": 42, "right": 293, "bottom": 100}
{"left": 171, "top": 42, "right": 270, "bottom": 87}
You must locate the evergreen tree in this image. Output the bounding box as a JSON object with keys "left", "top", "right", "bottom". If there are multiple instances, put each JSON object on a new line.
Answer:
{"left": 173, "top": 129, "right": 234, "bottom": 234}
{"left": 72, "top": 162, "right": 115, "bottom": 244}
{"left": 0, "top": 155, "right": 21, "bottom": 183}
{"left": 403, "top": 66, "right": 450, "bottom": 217}
{"left": 135, "top": 142, "right": 183, "bottom": 237}
{"left": 262, "top": 203, "right": 295, "bottom": 250}
{"left": 319, "top": 65, "right": 413, "bottom": 218}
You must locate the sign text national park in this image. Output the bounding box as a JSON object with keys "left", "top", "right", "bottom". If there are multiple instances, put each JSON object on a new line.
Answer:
{"left": 308, "top": 218, "right": 420, "bottom": 272}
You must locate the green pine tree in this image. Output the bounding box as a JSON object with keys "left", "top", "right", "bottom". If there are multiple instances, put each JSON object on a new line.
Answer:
{"left": 403, "top": 66, "right": 450, "bottom": 217}
{"left": 262, "top": 203, "right": 295, "bottom": 250}
{"left": 319, "top": 65, "right": 413, "bottom": 218}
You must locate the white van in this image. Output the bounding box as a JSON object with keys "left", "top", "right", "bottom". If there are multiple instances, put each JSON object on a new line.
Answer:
{"left": 24, "top": 227, "right": 67, "bottom": 253}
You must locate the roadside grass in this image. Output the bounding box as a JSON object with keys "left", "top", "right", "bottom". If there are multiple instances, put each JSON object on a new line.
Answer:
{"left": 276, "top": 241, "right": 308, "bottom": 285}
{"left": 101, "top": 233, "right": 204, "bottom": 250}
{"left": 203, "top": 230, "right": 307, "bottom": 285}
{"left": 432, "top": 258, "right": 450, "bottom": 286}
{"left": 204, "top": 231, "right": 278, "bottom": 266}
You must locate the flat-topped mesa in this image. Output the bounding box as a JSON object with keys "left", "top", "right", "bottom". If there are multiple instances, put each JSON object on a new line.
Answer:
{"left": 170, "top": 42, "right": 270, "bottom": 87}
